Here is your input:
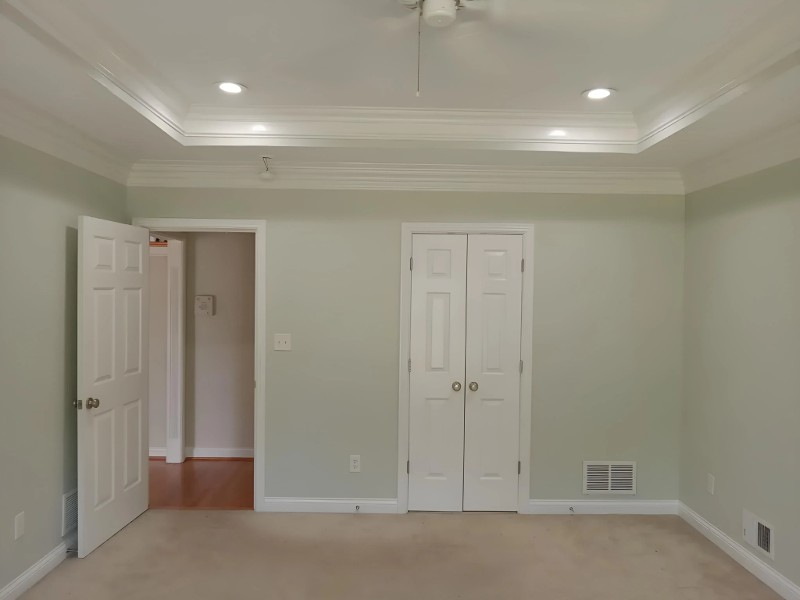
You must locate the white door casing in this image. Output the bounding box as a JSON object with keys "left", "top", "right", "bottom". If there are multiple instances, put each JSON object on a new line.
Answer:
{"left": 407, "top": 234, "right": 467, "bottom": 511}
{"left": 463, "top": 235, "right": 523, "bottom": 511}
{"left": 77, "top": 217, "right": 149, "bottom": 557}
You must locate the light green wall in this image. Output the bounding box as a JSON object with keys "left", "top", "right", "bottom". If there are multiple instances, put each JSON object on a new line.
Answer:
{"left": 127, "top": 188, "right": 685, "bottom": 501}
{"left": 683, "top": 159, "right": 800, "bottom": 585}
{"left": 0, "top": 136, "right": 128, "bottom": 589}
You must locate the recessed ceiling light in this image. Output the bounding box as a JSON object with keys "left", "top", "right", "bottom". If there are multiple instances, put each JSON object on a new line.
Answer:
{"left": 252, "top": 124, "right": 267, "bottom": 132}
{"left": 218, "top": 82, "right": 245, "bottom": 94}
{"left": 584, "top": 88, "right": 614, "bottom": 100}
{"left": 549, "top": 129, "right": 568, "bottom": 137}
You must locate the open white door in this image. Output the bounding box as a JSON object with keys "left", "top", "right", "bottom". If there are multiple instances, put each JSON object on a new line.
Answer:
{"left": 77, "top": 217, "right": 149, "bottom": 557}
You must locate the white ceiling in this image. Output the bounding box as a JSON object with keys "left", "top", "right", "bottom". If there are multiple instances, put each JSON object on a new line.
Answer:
{"left": 71, "top": 0, "right": 782, "bottom": 111}
{"left": 1, "top": 0, "right": 799, "bottom": 192}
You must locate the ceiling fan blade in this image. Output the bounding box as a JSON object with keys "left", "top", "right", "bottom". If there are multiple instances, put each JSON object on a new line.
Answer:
{"left": 460, "top": 0, "right": 665, "bottom": 33}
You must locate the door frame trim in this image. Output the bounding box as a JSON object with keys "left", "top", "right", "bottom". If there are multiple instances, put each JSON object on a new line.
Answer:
{"left": 398, "top": 223, "right": 535, "bottom": 513}
{"left": 133, "top": 218, "right": 268, "bottom": 511}
{"left": 149, "top": 237, "right": 186, "bottom": 464}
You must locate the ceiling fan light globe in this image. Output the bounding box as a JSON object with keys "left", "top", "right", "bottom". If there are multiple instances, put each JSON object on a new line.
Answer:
{"left": 423, "top": 0, "right": 457, "bottom": 27}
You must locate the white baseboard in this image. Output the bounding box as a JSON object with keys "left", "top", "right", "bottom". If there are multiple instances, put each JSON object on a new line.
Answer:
{"left": 148, "top": 447, "right": 166, "bottom": 457}
{"left": 679, "top": 503, "right": 800, "bottom": 600}
{"left": 525, "top": 499, "right": 679, "bottom": 515}
{"left": 185, "top": 447, "right": 254, "bottom": 458}
{"left": 261, "top": 497, "right": 399, "bottom": 514}
{"left": 0, "top": 543, "right": 66, "bottom": 600}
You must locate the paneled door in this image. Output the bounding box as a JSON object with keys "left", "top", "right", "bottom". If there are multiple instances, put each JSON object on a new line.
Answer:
{"left": 77, "top": 217, "right": 149, "bottom": 557}
{"left": 407, "top": 234, "right": 468, "bottom": 511}
{"left": 407, "top": 233, "right": 523, "bottom": 512}
{"left": 463, "top": 235, "right": 523, "bottom": 511}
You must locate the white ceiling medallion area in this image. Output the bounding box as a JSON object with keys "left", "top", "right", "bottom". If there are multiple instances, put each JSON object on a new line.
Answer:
{"left": 127, "top": 161, "right": 685, "bottom": 195}
{"left": 3, "top": 0, "right": 800, "bottom": 153}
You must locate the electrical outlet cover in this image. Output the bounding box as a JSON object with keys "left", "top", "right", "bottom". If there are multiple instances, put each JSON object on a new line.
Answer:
{"left": 14, "top": 512, "right": 24, "bottom": 540}
{"left": 349, "top": 454, "right": 361, "bottom": 473}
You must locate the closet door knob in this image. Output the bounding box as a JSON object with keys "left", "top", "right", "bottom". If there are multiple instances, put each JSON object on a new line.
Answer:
{"left": 468, "top": 382, "right": 479, "bottom": 392}
{"left": 451, "top": 381, "right": 462, "bottom": 392}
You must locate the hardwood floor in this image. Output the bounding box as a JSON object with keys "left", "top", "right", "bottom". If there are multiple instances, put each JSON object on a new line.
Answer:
{"left": 149, "top": 458, "right": 254, "bottom": 510}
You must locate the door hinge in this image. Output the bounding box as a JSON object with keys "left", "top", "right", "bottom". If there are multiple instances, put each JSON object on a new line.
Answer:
{"left": 519, "top": 360, "right": 523, "bottom": 374}
{"left": 521, "top": 258, "right": 525, "bottom": 272}
{"left": 518, "top": 461, "right": 521, "bottom": 475}
{"left": 407, "top": 460, "right": 410, "bottom": 474}
{"left": 408, "top": 358, "right": 412, "bottom": 373}
{"left": 410, "top": 257, "right": 414, "bottom": 271}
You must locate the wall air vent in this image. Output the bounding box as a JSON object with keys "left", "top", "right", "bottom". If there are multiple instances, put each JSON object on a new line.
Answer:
{"left": 62, "top": 489, "right": 77, "bottom": 536}
{"left": 583, "top": 461, "right": 636, "bottom": 495}
{"left": 743, "top": 510, "right": 775, "bottom": 559}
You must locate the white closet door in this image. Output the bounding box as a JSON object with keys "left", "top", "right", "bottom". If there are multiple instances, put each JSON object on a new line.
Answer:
{"left": 408, "top": 234, "right": 467, "bottom": 511}
{"left": 463, "top": 234, "right": 523, "bottom": 511}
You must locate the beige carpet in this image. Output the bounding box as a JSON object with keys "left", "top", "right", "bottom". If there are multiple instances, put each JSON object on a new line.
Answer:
{"left": 23, "top": 511, "right": 780, "bottom": 600}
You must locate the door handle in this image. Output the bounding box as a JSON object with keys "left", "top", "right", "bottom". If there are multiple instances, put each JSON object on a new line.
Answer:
{"left": 468, "top": 382, "right": 479, "bottom": 392}
{"left": 451, "top": 381, "right": 462, "bottom": 392}
{"left": 86, "top": 397, "right": 100, "bottom": 409}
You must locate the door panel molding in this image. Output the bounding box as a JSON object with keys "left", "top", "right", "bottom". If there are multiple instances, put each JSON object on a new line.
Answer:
{"left": 398, "top": 223, "right": 535, "bottom": 514}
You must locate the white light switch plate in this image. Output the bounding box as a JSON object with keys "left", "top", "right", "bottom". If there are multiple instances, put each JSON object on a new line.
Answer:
{"left": 274, "top": 333, "right": 291, "bottom": 351}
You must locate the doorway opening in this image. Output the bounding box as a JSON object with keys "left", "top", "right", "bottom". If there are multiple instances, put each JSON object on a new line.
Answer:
{"left": 147, "top": 231, "right": 256, "bottom": 509}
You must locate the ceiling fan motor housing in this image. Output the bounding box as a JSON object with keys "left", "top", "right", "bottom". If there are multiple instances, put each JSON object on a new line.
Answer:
{"left": 423, "top": 0, "right": 458, "bottom": 27}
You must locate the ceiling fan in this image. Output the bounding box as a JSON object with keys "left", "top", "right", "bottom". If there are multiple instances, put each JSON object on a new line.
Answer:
{"left": 390, "top": 0, "right": 656, "bottom": 94}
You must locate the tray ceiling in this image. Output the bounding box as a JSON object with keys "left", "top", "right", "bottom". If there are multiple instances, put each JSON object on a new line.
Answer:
{"left": 1, "top": 0, "right": 799, "bottom": 192}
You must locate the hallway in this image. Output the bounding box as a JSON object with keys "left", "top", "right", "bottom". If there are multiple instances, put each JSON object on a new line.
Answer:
{"left": 149, "top": 458, "right": 254, "bottom": 510}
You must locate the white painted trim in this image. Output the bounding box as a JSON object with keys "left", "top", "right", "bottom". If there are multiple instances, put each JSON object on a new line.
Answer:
{"left": 148, "top": 447, "right": 166, "bottom": 458}
{"left": 133, "top": 218, "right": 268, "bottom": 511}
{"left": 127, "top": 161, "right": 685, "bottom": 195}
{"left": 682, "top": 121, "right": 800, "bottom": 193}
{"left": 184, "top": 447, "right": 254, "bottom": 459}
{"left": 262, "top": 498, "right": 399, "bottom": 514}
{"left": 635, "top": 3, "right": 800, "bottom": 151}
{"left": 0, "top": 543, "right": 67, "bottom": 600}
{"left": 524, "top": 500, "right": 679, "bottom": 515}
{"left": 164, "top": 240, "right": 185, "bottom": 464}
{"left": 398, "top": 223, "right": 535, "bottom": 514}
{"left": 0, "top": 91, "right": 130, "bottom": 184}
{"left": 679, "top": 503, "right": 800, "bottom": 600}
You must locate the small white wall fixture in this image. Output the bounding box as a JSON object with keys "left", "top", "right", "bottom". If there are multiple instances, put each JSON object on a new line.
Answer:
{"left": 133, "top": 218, "right": 267, "bottom": 511}
{"left": 397, "top": 223, "right": 535, "bottom": 513}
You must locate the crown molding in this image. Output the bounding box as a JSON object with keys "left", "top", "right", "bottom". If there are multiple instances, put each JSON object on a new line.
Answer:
{"left": 6, "top": 0, "right": 799, "bottom": 155}
{"left": 682, "top": 120, "right": 800, "bottom": 193}
{"left": 181, "top": 106, "right": 639, "bottom": 152}
{"left": 0, "top": 91, "right": 131, "bottom": 183}
{"left": 634, "top": 1, "right": 800, "bottom": 150}
{"left": 127, "top": 160, "right": 685, "bottom": 195}
{"left": 2, "top": 0, "right": 188, "bottom": 142}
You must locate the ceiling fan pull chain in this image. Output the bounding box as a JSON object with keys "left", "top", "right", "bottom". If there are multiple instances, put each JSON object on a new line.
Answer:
{"left": 417, "top": 1, "right": 422, "bottom": 97}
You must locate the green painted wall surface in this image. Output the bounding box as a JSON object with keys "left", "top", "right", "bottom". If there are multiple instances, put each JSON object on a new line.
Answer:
{"left": 127, "top": 188, "right": 685, "bottom": 502}
{"left": 0, "top": 135, "right": 127, "bottom": 590}
{"left": 683, "top": 158, "right": 800, "bottom": 585}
